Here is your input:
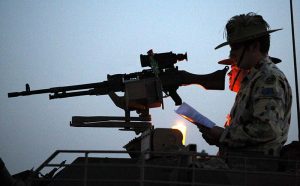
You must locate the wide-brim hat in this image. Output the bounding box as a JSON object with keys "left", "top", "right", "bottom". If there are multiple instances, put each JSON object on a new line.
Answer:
{"left": 215, "top": 26, "right": 282, "bottom": 49}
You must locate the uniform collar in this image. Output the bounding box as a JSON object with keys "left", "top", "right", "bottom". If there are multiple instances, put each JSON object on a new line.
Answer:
{"left": 240, "top": 56, "right": 270, "bottom": 87}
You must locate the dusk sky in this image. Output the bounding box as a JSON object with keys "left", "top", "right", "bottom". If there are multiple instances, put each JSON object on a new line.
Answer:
{"left": 1, "top": 0, "right": 299, "bottom": 174}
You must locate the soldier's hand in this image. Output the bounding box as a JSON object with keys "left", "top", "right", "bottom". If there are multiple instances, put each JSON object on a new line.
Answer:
{"left": 197, "top": 125, "right": 224, "bottom": 146}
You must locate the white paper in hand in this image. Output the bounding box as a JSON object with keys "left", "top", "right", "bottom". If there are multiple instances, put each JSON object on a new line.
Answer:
{"left": 175, "top": 102, "right": 216, "bottom": 128}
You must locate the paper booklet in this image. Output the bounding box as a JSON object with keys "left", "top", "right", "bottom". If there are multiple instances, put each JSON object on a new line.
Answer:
{"left": 175, "top": 102, "right": 216, "bottom": 128}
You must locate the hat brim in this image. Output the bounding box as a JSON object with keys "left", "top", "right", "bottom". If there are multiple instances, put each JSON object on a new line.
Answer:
{"left": 218, "top": 59, "right": 235, "bottom": 65}
{"left": 215, "top": 28, "right": 282, "bottom": 50}
{"left": 217, "top": 56, "right": 282, "bottom": 65}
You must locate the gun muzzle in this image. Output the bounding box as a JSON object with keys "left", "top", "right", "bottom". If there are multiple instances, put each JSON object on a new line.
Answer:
{"left": 8, "top": 92, "right": 21, "bottom": 97}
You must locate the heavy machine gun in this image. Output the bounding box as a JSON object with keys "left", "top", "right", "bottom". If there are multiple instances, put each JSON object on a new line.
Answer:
{"left": 8, "top": 50, "right": 228, "bottom": 106}
{"left": 8, "top": 50, "right": 228, "bottom": 134}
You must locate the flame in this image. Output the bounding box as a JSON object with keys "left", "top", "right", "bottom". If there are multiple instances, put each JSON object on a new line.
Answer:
{"left": 172, "top": 121, "right": 187, "bottom": 145}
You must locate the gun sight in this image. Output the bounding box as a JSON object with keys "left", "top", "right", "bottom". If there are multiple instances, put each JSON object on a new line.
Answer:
{"left": 140, "top": 52, "right": 187, "bottom": 69}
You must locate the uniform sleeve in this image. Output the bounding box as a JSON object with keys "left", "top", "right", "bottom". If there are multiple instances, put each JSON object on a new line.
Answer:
{"left": 220, "top": 74, "right": 288, "bottom": 148}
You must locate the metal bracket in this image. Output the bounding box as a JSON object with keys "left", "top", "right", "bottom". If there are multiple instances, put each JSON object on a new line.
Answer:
{"left": 70, "top": 116, "right": 152, "bottom": 134}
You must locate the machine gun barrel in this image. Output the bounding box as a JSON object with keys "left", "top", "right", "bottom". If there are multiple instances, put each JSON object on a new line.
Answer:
{"left": 8, "top": 81, "right": 113, "bottom": 98}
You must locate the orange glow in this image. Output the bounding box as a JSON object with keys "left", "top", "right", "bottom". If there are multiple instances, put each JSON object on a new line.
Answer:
{"left": 179, "top": 114, "right": 194, "bottom": 123}
{"left": 224, "top": 114, "right": 231, "bottom": 127}
{"left": 172, "top": 121, "right": 187, "bottom": 145}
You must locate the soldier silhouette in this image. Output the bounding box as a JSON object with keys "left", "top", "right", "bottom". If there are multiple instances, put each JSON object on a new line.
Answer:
{"left": 196, "top": 13, "right": 292, "bottom": 169}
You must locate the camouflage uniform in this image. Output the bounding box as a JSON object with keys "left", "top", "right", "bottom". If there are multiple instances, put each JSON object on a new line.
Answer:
{"left": 219, "top": 56, "right": 292, "bottom": 156}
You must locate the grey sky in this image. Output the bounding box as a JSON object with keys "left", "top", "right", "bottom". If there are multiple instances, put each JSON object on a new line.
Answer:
{"left": 0, "top": 0, "right": 299, "bottom": 174}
